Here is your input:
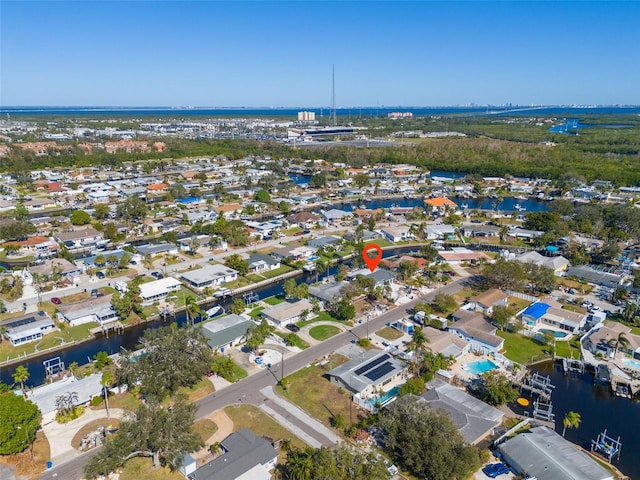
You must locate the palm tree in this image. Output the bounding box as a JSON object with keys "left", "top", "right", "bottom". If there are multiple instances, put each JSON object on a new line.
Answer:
{"left": 13, "top": 365, "right": 30, "bottom": 398}
{"left": 0, "top": 322, "right": 7, "bottom": 344}
{"left": 610, "top": 332, "right": 630, "bottom": 360}
{"left": 185, "top": 296, "right": 201, "bottom": 326}
{"left": 408, "top": 327, "right": 429, "bottom": 375}
{"left": 315, "top": 260, "right": 326, "bottom": 283}
{"left": 562, "top": 411, "right": 582, "bottom": 437}
{"left": 101, "top": 371, "right": 113, "bottom": 419}
{"left": 622, "top": 302, "right": 638, "bottom": 323}
{"left": 209, "top": 441, "right": 222, "bottom": 457}
{"left": 69, "top": 361, "right": 79, "bottom": 378}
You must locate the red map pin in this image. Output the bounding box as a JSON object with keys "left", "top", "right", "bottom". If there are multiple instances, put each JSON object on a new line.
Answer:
{"left": 362, "top": 244, "right": 383, "bottom": 272}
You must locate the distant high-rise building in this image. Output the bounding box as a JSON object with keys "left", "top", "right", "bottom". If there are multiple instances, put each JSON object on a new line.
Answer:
{"left": 297, "top": 111, "right": 316, "bottom": 122}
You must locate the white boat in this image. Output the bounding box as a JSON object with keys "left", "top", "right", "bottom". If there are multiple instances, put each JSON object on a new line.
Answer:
{"left": 206, "top": 305, "right": 224, "bottom": 318}
{"left": 514, "top": 203, "right": 521, "bottom": 210}
{"left": 461, "top": 203, "right": 468, "bottom": 209}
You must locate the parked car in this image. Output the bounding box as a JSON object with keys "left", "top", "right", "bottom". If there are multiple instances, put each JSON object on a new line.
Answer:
{"left": 286, "top": 324, "right": 300, "bottom": 333}
{"left": 294, "top": 231, "right": 303, "bottom": 236}
{"left": 96, "top": 271, "right": 105, "bottom": 279}
{"left": 151, "top": 271, "right": 163, "bottom": 279}
{"left": 51, "top": 297, "right": 61, "bottom": 305}
{"left": 482, "top": 463, "right": 510, "bottom": 478}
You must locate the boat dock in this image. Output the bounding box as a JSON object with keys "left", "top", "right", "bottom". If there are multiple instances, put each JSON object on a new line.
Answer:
{"left": 561, "top": 357, "right": 585, "bottom": 374}
{"left": 89, "top": 321, "right": 124, "bottom": 336}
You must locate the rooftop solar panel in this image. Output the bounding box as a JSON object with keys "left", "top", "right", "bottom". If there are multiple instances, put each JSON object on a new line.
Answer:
{"left": 5, "top": 316, "right": 37, "bottom": 329}
{"left": 364, "top": 362, "right": 395, "bottom": 381}
{"left": 354, "top": 353, "right": 390, "bottom": 376}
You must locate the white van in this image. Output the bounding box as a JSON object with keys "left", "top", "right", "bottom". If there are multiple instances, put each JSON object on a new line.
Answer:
{"left": 114, "top": 281, "right": 128, "bottom": 293}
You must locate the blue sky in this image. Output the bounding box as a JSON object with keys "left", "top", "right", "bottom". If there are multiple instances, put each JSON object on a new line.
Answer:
{"left": 1, "top": 1, "right": 639, "bottom": 107}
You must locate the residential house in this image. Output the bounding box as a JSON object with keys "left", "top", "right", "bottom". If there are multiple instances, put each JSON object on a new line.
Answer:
{"left": 23, "top": 197, "right": 57, "bottom": 212}
{"left": 308, "top": 235, "right": 342, "bottom": 250}
{"left": 2, "top": 235, "right": 59, "bottom": 259}
{"left": 566, "top": 265, "right": 624, "bottom": 289}
{"left": 498, "top": 426, "right": 613, "bottom": 480}
{"left": 270, "top": 245, "right": 315, "bottom": 262}
{"left": 285, "top": 211, "right": 320, "bottom": 229}
{"left": 56, "top": 295, "right": 119, "bottom": 327}
{"left": 213, "top": 203, "right": 243, "bottom": 219}
{"left": 448, "top": 310, "right": 504, "bottom": 355}
{"left": 424, "top": 197, "right": 457, "bottom": 216}
{"left": 56, "top": 227, "right": 104, "bottom": 251}
{"left": 423, "top": 327, "right": 470, "bottom": 359}
{"left": 201, "top": 314, "right": 256, "bottom": 351}
{"left": 438, "top": 248, "right": 491, "bottom": 265}
{"left": 246, "top": 253, "right": 281, "bottom": 274}
{"left": 461, "top": 225, "right": 500, "bottom": 238}
{"left": 584, "top": 322, "right": 640, "bottom": 360}
{"left": 343, "top": 229, "right": 380, "bottom": 243}
{"left": 261, "top": 299, "right": 314, "bottom": 327}
{"left": 347, "top": 267, "right": 396, "bottom": 288}
{"left": 138, "top": 277, "right": 183, "bottom": 306}
{"left": 309, "top": 281, "right": 348, "bottom": 306}
{"left": 187, "top": 429, "right": 278, "bottom": 480}
{"left": 327, "top": 350, "right": 408, "bottom": 402}
{"left": 381, "top": 226, "right": 413, "bottom": 243}
{"left": 177, "top": 235, "right": 212, "bottom": 252}
{"left": 418, "top": 379, "right": 503, "bottom": 444}
{"left": 515, "top": 251, "right": 570, "bottom": 275}
{"left": 425, "top": 224, "right": 457, "bottom": 240}
{"left": 29, "top": 258, "right": 82, "bottom": 280}
{"left": 2, "top": 311, "right": 57, "bottom": 346}
{"left": 507, "top": 227, "right": 544, "bottom": 241}
{"left": 136, "top": 242, "right": 179, "bottom": 257}
{"left": 26, "top": 373, "right": 103, "bottom": 416}
{"left": 180, "top": 264, "right": 239, "bottom": 290}
{"left": 520, "top": 299, "right": 587, "bottom": 333}
{"left": 321, "top": 209, "right": 351, "bottom": 224}
{"left": 468, "top": 289, "right": 509, "bottom": 315}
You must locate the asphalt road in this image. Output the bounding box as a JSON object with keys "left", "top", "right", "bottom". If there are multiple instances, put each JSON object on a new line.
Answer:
{"left": 37, "top": 278, "right": 468, "bottom": 479}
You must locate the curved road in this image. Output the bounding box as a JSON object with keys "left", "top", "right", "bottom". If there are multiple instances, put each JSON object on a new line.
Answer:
{"left": 37, "top": 277, "right": 469, "bottom": 480}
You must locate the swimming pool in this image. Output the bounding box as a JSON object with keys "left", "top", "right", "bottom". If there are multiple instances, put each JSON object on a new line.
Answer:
{"left": 369, "top": 386, "right": 399, "bottom": 406}
{"left": 539, "top": 329, "right": 569, "bottom": 339}
{"left": 621, "top": 358, "right": 640, "bottom": 370}
{"left": 464, "top": 359, "right": 499, "bottom": 376}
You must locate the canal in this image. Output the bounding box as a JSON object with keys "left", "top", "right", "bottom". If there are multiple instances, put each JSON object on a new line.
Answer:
{"left": 0, "top": 246, "right": 421, "bottom": 387}
{"left": 530, "top": 361, "right": 640, "bottom": 479}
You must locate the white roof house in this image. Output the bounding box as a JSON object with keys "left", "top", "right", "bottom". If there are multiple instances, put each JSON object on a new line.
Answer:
{"left": 138, "top": 277, "right": 182, "bottom": 306}
{"left": 261, "top": 299, "right": 313, "bottom": 327}
{"left": 2, "top": 311, "right": 57, "bottom": 347}
{"left": 180, "top": 264, "right": 239, "bottom": 289}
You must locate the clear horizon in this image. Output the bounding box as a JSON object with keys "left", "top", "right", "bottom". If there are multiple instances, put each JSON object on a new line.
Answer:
{"left": 2, "top": 1, "right": 639, "bottom": 107}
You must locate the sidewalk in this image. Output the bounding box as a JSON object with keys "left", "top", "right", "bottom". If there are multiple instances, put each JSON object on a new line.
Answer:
{"left": 259, "top": 386, "right": 342, "bottom": 446}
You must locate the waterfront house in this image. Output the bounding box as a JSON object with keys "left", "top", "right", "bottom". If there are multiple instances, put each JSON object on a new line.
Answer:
{"left": 448, "top": 309, "right": 504, "bottom": 355}
{"left": 327, "top": 350, "right": 408, "bottom": 399}
{"left": 309, "top": 281, "right": 348, "bottom": 306}
{"left": 425, "top": 224, "right": 456, "bottom": 240}
{"left": 2, "top": 235, "right": 59, "bottom": 259}
{"left": 347, "top": 267, "right": 396, "bottom": 288}
{"left": 177, "top": 235, "right": 212, "bottom": 252}
{"left": 136, "top": 242, "right": 179, "bottom": 257}
{"left": 56, "top": 295, "right": 119, "bottom": 327}
{"left": 138, "top": 277, "right": 183, "bottom": 306}
{"left": 270, "top": 245, "right": 315, "bottom": 262}
{"left": 180, "top": 264, "right": 238, "bottom": 290}
{"left": 424, "top": 197, "right": 457, "bottom": 216}
{"left": 584, "top": 322, "right": 640, "bottom": 360}
{"left": 566, "top": 265, "right": 624, "bottom": 289}
{"left": 285, "top": 211, "right": 320, "bottom": 229}
{"left": 308, "top": 235, "right": 343, "bottom": 250}
{"left": 498, "top": 426, "right": 614, "bottom": 480}
{"left": 423, "top": 327, "right": 470, "bottom": 359}
{"left": 438, "top": 248, "right": 491, "bottom": 265}
{"left": 461, "top": 224, "right": 500, "bottom": 238}
{"left": 29, "top": 258, "right": 82, "bottom": 281}
{"left": 246, "top": 253, "right": 281, "bottom": 274}
{"left": 321, "top": 209, "right": 351, "bottom": 224}
{"left": 26, "top": 373, "right": 103, "bottom": 416}
{"left": 55, "top": 227, "right": 104, "bottom": 251}
{"left": 418, "top": 379, "right": 503, "bottom": 445}
{"left": 187, "top": 429, "right": 278, "bottom": 480}
{"left": 213, "top": 203, "right": 243, "bottom": 219}
{"left": 381, "top": 226, "right": 413, "bottom": 243}
{"left": 507, "top": 227, "right": 544, "bottom": 241}
{"left": 261, "top": 299, "right": 314, "bottom": 328}
{"left": 2, "top": 311, "right": 57, "bottom": 346}
{"left": 201, "top": 314, "right": 255, "bottom": 351}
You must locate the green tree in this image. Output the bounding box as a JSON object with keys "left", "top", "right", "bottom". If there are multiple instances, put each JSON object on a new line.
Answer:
{"left": 328, "top": 297, "right": 356, "bottom": 321}
{"left": 0, "top": 392, "right": 40, "bottom": 455}
{"left": 283, "top": 278, "right": 297, "bottom": 299}
{"left": 562, "top": 411, "right": 582, "bottom": 437}
{"left": 93, "top": 351, "right": 111, "bottom": 370}
{"left": 471, "top": 371, "right": 519, "bottom": 406}
{"left": 380, "top": 395, "right": 482, "bottom": 480}
{"left": 117, "top": 196, "right": 147, "bottom": 226}
{"left": 481, "top": 259, "right": 527, "bottom": 291}
{"left": 353, "top": 173, "right": 371, "bottom": 188}
{"left": 224, "top": 254, "right": 249, "bottom": 276}
{"left": 434, "top": 293, "right": 458, "bottom": 314}
{"left": 84, "top": 395, "right": 203, "bottom": 477}
{"left": 491, "top": 305, "right": 513, "bottom": 331}
{"left": 230, "top": 298, "right": 246, "bottom": 315}
{"left": 116, "top": 326, "right": 212, "bottom": 401}
{"left": 118, "top": 252, "right": 132, "bottom": 269}
{"left": 12, "top": 365, "right": 30, "bottom": 398}
{"left": 609, "top": 332, "right": 630, "bottom": 360}
{"left": 93, "top": 203, "right": 110, "bottom": 220}
{"left": 253, "top": 189, "right": 271, "bottom": 203}
{"left": 70, "top": 209, "right": 91, "bottom": 225}
{"left": 185, "top": 296, "right": 202, "bottom": 326}
{"left": 398, "top": 376, "right": 426, "bottom": 396}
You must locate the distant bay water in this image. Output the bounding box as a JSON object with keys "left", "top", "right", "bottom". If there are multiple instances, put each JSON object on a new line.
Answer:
{"left": 2, "top": 106, "right": 640, "bottom": 117}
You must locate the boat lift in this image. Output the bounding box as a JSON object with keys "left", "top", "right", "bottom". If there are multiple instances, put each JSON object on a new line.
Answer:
{"left": 591, "top": 429, "right": 622, "bottom": 463}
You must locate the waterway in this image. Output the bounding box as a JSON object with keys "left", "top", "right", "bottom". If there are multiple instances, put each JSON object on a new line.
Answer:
{"left": 0, "top": 246, "right": 421, "bottom": 387}
{"left": 526, "top": 361, "right": 640, "bottom": 479}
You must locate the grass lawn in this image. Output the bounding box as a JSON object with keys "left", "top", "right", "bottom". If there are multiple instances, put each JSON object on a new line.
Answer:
{"left": 296, "top": 311, "right": 342, "bottom": 327}
{"left": 120, "top": 458, "right": 184, "bottom": 480}
{"left": 225, "top": 404, "right": 307, "bottom": 450}
{"left": 179, "top": 378, "right": 215, "bottom": 402}
{"left": 264, "top": 295, "right": 286, "bottom": 306}
{"left": 497, "top": 330, "right": 549, "bottom": 365}
{"left": 165, "top": 287, "right": 198, "bottom": 308}
{"left": 222, "top": 277, "right": 255, "bottom": 289}
{"left": 246, "top": 274, "right": 264, "bottom": 283}
{"left": 249, "top": 306, "right": 265, "bottom": 319}
{"left": 507, "top": 296, "right": 533, "bottom": 313}
{"left": 260, "top": 265, "right": 295, "bottom": 279}
{"left": 274, "top": 332, "right": 309, "bottom": 349}
{"left": 97, "top": 391, "right": 142, "bottom": 411}
{"left": 452, "top": 287, "right": 480, "bottom": 303}
{"left": 367, "top": 238, "right": 393, "bottom": 247}
{"left": 376, "top": 326, "right": 404, "bottom": 341}
{"left": 276, "top": 354, "right": 364, "bottom": 431}
{"left": 192, "top": 418, "right": 218, "bottom": 443}
{"left": 555, "top": 340, "right": 581, "bottom": 359}
{"left": 309, "top": 324, "right": 341, "bottom": 341}
{"left": 562, "top": 304, "right": 587, "bottom": 314}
